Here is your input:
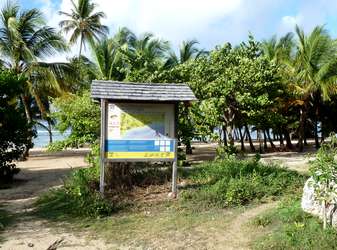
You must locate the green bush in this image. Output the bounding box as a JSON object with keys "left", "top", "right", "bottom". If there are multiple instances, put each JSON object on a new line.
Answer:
{"left": 254, "top": 198, "right": 337, "bottom": 250}
{"left": 0, "top": 70, "right": 33, "bottom": 183}
{"left": 181, "top": 156, "right": 305, "bottom": 207}
{"left": 48, "top": 91, "right": 100, "bottom": 151}
{"left": 36, "top": 161, "right": 114, "bottom": 218}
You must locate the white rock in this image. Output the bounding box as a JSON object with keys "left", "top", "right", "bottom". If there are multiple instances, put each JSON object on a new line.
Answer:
{"left": 301, "top": 177, "right": 337, "bottom": 227}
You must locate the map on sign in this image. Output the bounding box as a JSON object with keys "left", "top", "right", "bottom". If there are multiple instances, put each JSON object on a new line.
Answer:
{"left": 120, "top": 112, "right": 166, "bottom": 139}
{"left": 105, "top": 103, "right": 175, "bottom": 160}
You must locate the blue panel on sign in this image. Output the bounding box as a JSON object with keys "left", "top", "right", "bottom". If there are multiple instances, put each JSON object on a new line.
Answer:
{"left": 105, "top": 140, "right": 175, "bottom": 152}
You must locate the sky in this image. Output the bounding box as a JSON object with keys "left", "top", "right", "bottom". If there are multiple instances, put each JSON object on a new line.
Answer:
{"left": 15, "top": 0, "right": 337, "bottom": 61}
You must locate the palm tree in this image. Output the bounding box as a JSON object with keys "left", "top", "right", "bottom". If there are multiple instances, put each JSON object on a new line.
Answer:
{"left": 289, "top": 25, "right": 337, "bottom": 151}
{"left": 261, "top": 33, "right": 295, "bottom": 149}
{"left": 92, "top": 27, "right": 135, "bottom": 80}
{"left": 59, "top": 0, "right": 108, "bottom": 56}
{"left": 122, "top": 32, "right": 170, "bottom": 78}
{"left": 0, "top": 1, "right": 73, "bottom": 154}
{"left": 0, "top": 1, "right": 72, "bottom": 120}
{"left": 261, "top": 33, "right": 294, "bottom": 64}
{"left": 165, "top": 39, "right": 206, "bottom": 68}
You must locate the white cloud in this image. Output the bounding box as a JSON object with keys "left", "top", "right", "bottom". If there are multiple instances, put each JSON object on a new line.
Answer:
{"left": 279, "top": 14, "right": 303, "bottom": 34}
{"left": 35, "top": 0, "right": 337, "bottom": 62}
{"left": 40, "top": 0, "right": 244, "bottom": 61}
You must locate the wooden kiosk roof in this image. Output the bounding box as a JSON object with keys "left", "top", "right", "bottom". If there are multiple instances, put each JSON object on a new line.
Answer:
{"left": 91, "top": 80, "right": 197, "bottom": 102}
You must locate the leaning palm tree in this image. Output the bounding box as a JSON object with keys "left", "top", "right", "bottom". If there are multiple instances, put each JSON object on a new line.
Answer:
{"left": 0, "top": 1, "right": 72, "bottom": 120}
{"left": 288, "top": 25, "right": 337, "bottom": 151}
{"left": 165, "top": 39, "right": 206, "bottom": 68}
{"left": 59, "top": 0, "right": 109, "bottom": 56}
{"left": 0, "top": 1, "right": 73, "bottom": 155}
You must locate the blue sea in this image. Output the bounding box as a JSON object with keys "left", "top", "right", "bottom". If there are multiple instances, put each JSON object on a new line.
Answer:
{"left": 33, "top": 122, "right": 70, "bottom": 148}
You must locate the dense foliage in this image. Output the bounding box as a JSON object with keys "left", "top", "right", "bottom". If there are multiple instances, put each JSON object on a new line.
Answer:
{"left": 48, "top": 91, "right": 100, "bottom": 150}
{"left": 0, "top": 71, "right": 33, "bottom": 183}
{"left": 181, "top": 156, "right": 305, "bottom": 208}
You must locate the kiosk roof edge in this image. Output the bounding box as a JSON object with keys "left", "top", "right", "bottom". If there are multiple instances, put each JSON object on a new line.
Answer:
{"left": 91, "top": 80, "right": 197, "bottom": 102}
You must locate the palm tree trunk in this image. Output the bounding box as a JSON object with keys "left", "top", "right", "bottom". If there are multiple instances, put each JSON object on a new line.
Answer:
{"left": 244, "top": 124, "right": 255, "bottom": 152}
{"left": 79, "top": 34, "right": 84, "bottom": 57}
{"left": 21, "top": 95, "right": 32, "bottom": 122}
{"left": 20, "top": 95, "right": 33, "bottom": 160}
{"left": 298, "top": 107, "right": 307, "bottom": 152}
{"left": 33, "top": 92, "right": 47, "bottom": 118}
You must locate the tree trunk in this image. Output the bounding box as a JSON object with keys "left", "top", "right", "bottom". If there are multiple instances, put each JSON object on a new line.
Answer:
{"left": 79, "top": 34, "right": 84, "bottom": 57}
{"left": 226, "top": 124, "right": 234, "bottom": 146}
{"left": 47, "top": 119, "right": 53, "bottom": 144}
{"left": 222, "top": 125, "right": 228, "bottom": 147}
{"left": 314, "top": 119, "right": 320, "bottom": 149}
{"left": 298, "top": 107, "right": 307, "bottom": 152}
{"left": 21, "top": 95, "right": 32, "bottom": 122}
{"left": 266, "top": 129, "right": 276, "bottom": 148}
{"left": 263, "top": 130, "right": 268, "bottom": 150}
{"left": 20, "top": 95, "right": 32, "bottom": 160}
{"left": 284, "top": 129, "right": 293, "bottom": 149}
{"left": 279, "top": 132, "right": 284, "bottom": 147}
{"left": 257, "top": 129, "right": 263, "bottom": 153}
{"left": 238, "top": 126, "right": 245, "bottom": 151}
{"left": 185, "top": 141, "right": 192, "bottom": 155}
{"left": 245, "top": 124, "right": 255, "bottom": 152}
{"left": 314, "top": 105, "right": 320, "bottom": 148}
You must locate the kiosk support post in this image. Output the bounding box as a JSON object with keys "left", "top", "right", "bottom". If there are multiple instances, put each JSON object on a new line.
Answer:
{"left": 99, "top": 99, "right": 107, "bottom": 194}
{"left": 171, "top": 139, "right": 178, "bottom": 196}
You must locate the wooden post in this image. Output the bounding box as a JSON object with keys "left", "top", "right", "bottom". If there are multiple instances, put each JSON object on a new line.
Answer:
{"left": 170, "top": 103, "right": 179, "bottom": 197}
{"left": 99, "top": 99, "right": 107, "bottom": 194}
{"left": 171, "top": 139, "right": 178, "bottom": 196}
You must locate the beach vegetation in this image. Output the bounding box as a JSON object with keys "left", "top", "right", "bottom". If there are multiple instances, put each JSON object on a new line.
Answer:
{"left": 0, "top": 70, "right": 33, "bottom": 184}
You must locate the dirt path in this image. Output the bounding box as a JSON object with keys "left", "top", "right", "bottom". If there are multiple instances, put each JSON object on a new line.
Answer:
{"left": 208, "top": 202, "right": 278, "bottom": 250}
{"left": 0, "top": 149, "right": 119, "bottom": 250}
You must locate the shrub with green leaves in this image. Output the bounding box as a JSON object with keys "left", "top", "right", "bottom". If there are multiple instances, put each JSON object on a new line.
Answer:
{"left": 48, "top": 91, "right": 100, "bottom": 151}
{"left": 36, "top": 162, "right": 114, "bottom": 218}
{"left": 0, "top": 70, "right": 33, "bottom": 183}
{"left": 182, "top": 156, "right": 305, "bottom": 207}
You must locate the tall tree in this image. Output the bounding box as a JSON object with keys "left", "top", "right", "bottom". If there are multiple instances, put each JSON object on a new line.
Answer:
{"left": 0, "top": 1, "right": 72, "bottom": 155}
{"left": 123, "top": 32, "right": 170, "bottom": 81}
{"left": 92, "top": 27, "right": 136, "bottom": 80}
{"left": 289, "top": 26, "right": 337, "bottom": 151}
{"left": 59, "top": 0, "right": 109, "bottom": 56}
{"left": 165, "top": 39, "right": 206, "bottom": 68}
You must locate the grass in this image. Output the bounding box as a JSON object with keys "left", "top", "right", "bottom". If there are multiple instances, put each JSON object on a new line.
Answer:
{"left": 32, "top": 156, "right": 311, "bottom": 248}
{"left": 180, "top": 156, "right": 306, "bottom": 209}
{"left": 252, "top": 195, "right": 337, "bottom": 250}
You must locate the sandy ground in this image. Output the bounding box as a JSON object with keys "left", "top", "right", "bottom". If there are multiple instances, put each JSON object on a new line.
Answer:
{"left": 0, "top": 148, "right": 121, "bottom": 250}
{"left": 0, "top": 144, "right": 314, "bottom": 250}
